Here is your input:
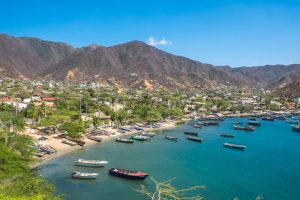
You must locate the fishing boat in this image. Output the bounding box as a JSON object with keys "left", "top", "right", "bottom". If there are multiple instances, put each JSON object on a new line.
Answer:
{"left": 165, "top": 135, "right": 178, "bottom": 141}
{"left": 109, "top": 168, "right": 149, "bottom": 180}
{"left": 220, "top": 134, "right": 235, "bottom": 138}
{"left": 247, "top": 121, "right": 261, "bottom": 126}
{"left": 86, "top": 135, "right": 102, "bottom": 142}
{"left": 233, "top": 125, "right": 255, "bottom": 131}
{"left": 39, "top": 145, "right": 56, "bottom": 154}
{"left": 134, "top": 126, "right": 144, "bottom": 131}
{"left": 224, "top": 143, "right": 246, "bottom": 150}
{"left": 248, "top": 117, "right": 256, "bottom": 121}
{"left": 261, "top": 117, "right": 274, "bottom": 121}
{"left": 203, "top": 121, "right": 219, "bottom": 126}
{"left": 184, "top": 132, "right": 198, "bottom": 136}
{"left": 187, "top": 136, "right": 202, "bottom": 142}
{"left": 232, "top": 121, "right": 242, "bottom": 125}
{"left": 71, "top": 171, "right": 99, "bottom": 179}
{"left": 130, "top": 135, "right": 150, "bottom": 141}
{"left": 286, "top": 120, "right": 298, "bottom": 124}
{"left": 74, "top": 159, "right": 108, "bottom": 167}
{"left": 140, "top": 132, "right": 156, "bottom": 137}
{"left": 62, "top": 139, "right": 77, "bottom": 146}
{"left": 193, "top": 124, "right": 202, "bottom": 128}
{"left": 292, "top": 125, "right": 300, "bottom": 132}
{"left": 120, "top": 127, "right": 131, "bottom": 131}
{"left": 115, "top": 138, "right": 134, "bottom": 143}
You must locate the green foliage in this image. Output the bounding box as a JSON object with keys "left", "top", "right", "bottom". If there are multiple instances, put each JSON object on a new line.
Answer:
{"left": 61, "top": 121, "right": 85, "bottom": 138}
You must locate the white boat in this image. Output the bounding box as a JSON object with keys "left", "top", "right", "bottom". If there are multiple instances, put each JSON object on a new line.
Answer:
{"left": 74, "top": 159, "right": 108, "bottom": 167}
{"left": 61, "top": 139, "right": 77, "bottom": 146}
{"left": 71, "top": 171, "right": 99, "bottom": 179}
{"left": 140, "top": 132, "right": 156, "bottom": 137}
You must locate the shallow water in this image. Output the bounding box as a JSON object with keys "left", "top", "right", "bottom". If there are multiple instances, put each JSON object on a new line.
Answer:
{"left": 38, "top": 118, "right": 300, "bottom": 200}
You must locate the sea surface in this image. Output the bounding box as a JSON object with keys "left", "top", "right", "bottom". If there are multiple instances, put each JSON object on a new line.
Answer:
{"left": 38, "top": 117, "right": 300, "bottom": 200}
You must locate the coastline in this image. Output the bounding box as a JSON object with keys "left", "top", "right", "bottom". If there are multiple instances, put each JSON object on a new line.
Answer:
{"left": 29, "top": 119, "right": 187, "bottom": 169}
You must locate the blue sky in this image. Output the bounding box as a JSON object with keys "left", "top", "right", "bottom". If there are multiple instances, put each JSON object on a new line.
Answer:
{"left": 1, "top": 0, "right": 300, "bottom": 67}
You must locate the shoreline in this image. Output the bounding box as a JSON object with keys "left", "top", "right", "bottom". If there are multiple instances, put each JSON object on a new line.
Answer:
{"left": 30, "top": 119, "right": 188, "bottom": 169}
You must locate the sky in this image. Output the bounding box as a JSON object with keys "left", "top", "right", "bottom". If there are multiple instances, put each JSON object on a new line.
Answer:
{"left": 1, "top": 0, "right": 300, "bottom": 67}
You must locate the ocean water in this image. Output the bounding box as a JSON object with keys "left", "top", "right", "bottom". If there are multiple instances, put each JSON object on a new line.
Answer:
{"left": 38, "top": 118, "right": 300, "bottom": 200}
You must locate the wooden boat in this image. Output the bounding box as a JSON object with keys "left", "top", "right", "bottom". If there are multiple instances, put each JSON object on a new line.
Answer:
{"left": 71, "top": 171, "right": 99, "bottom": 179}
{"left": 130, "top": 135, "right": 150, "bottom": 141}
{"left": 35, "top": 152, "right": 46, "bottom": 157}
{"left": 233, "top": 125, "right": 255, "bottom": 131}
{"left": 292, "top": 125, "right": 300, "bottom": 132}
{"left": 203, "top": 121, "right": 219, "bottom": 126}
{"left": 134, "top": 126, "right": 144, "bottom": 131}
{"left": 140, "top": 132, "right": 156, "bottom": 137}
{"left": 193, "top": 124, "right": 202, "bottom": 128}
{"left": 165, "top": 135, "right": 178, "bottom": 141}
{"left": 286, "top": 120, "right": 299, "bottom": 124}
{"left": 62, "top": 139, "right": 77, "bottom": 146}
{"left": 247, "top": 121, "right": 261, "bottom": 126}
{"left": 74, "top": 159, "right": 108, "bottom": 167}
{"left": 120, "top": 127, "right": 131, "bottom": 131}
{"left": 109, "top": 168, "right": 149, "bottom": 180}
{"left": 187, "top": 136, "right": 202, "bottom": 142}
{"left": 184, "top": 132, "right": 198, "bottom": 136}
{"left": 248, "top": 117, "right": 256, "bottom": 121}
{"left": 232, "top": 121, "right": 242, "bottom": 125}
{"left": 115, "top": 138, "right": 134, "bottom": 143}
{"left": 39, "top": 145, "right": 56, "bottom": 154}
{"left": 220, "top": 134, "right": 235, "bottom": 138}
{"left": 87, "top": 135, "right": 102, "bottom": 142}
{"left": 224, "top": 143, "right": 246, "bottom": 150}
{"left": 59, "top": 134, "right": 86, "bottom": 146}
{"left": 261, "top": 117, "right": 274, "bottom": 121}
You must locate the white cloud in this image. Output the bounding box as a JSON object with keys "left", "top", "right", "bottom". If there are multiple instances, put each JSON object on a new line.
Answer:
{"left": 146, "top": 37, "right": 172, "bottom": 46}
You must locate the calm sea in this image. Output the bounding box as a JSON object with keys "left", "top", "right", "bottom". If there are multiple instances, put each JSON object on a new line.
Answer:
{"left": 38, "top": 118, "right": 300, "bottom": 200}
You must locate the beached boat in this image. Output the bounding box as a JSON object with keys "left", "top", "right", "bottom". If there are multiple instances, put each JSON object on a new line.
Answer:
{"left": 109, "top": 168, "right": 149, "bottom": 180}
{"left": 220, "top": 134, "right": 235, "bottom": 138}
{"left": 87, "top": 135, "right": 103, "bottom": 142}
{"left": 130, "top": 135, "right": 150, "bottom": 141}
{"left": 292, "top": 125, "right": 300, "bottom": 132}
{"left": 233, "top": 125, "right": 255, "bottom": 131}
{"left": 115, "top": 138, "right": 134, "bottom": 143}
{"left": 74, "top": 159, "right": 108, "bottom": 167}
{"left": 120, "top": 127, "right": 131, "bottom": 131}
{"left": 140, "top": 132, "right": 156, "bottom": 137}
{"left": 223, "top": 143, "right": 246, "bottom": 150}
{"left": 165, "top": 135, "right": 178, "bottom": 141}
{"left": 39, "top": 145, "right": 56, "bottom": 154}
{"left": 134, "top": 126, "right": 144, "bottom": 131}
{"left": 71, "top": 171, "right": 99, "bottom": 179}
{"left": 184, "top": 132, "right": 198, "bottom": 136}
{"left": 247, "top": 121, "right": 261, "bottom": 126}
{"left": 193, "top": 124, "right": 202, "bottom": 128}
{"left": 62, "top": 139, "right": 77, "bottom": 146}
{"left": 187, "top": 136, "right": 202, "bottom": 142}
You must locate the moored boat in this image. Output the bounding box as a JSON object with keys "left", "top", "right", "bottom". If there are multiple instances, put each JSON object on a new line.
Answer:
{"left": 109, "top": 168, "right": 149, "bottom": 180}
{"left": 74, "top": 159, "right": 108, "bottom": 167}
{"left": 232, "top": 121, "right": 242, "bottom": 125}
{"left": 71, "top": 171, "right": 99, "bottom": 179}
{"left": 187, "top": 136, "right": 202, "bottom": 142}
{"left": 130, "top": 135, "right": 150, "bottom": 141}
{"left": 184, "top": 132, "right": 198, "bottom": 136}
{"left": 223, "top": 143, "right": 246, "bottom": 150}
{"left": 286, "top": 120, "right": 298, "bottom": 124}
{"left": 261, "top": 117, "right": 274, "bottom": 121}
{"left": 220, "top": 134, "right": 235, "bottom": 138}
{"left": 233, "top": 125, "right": 255, "bottom": 131}
{"left": 193, "top": 124, "right": 202, "bottom": 128}
{"left": 115, "top": 138, "right": 134, "bottom": 143}
{"left": 165, "top": 135, "right": 178, "bottom": 141}
{"left": 140, "top": 132, "right": 156, "bottom": 137}
{"left": 87, "top": 135, "right": 103, "bottom": 142}
{"left": 292, "top": 125, "right": 300, "bottom": 132}
{"left": 247, "top": 121, "right": 261, "bottom": 126}
{"left": 248, "top": 117, "right": 256, "bottom": 121}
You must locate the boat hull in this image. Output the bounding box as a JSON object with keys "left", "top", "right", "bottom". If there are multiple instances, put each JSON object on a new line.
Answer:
{"left": 109, "top": 169, "right": 148, "bottom": 180}
{"left": 74, "top": 162, "right": 106, "bottom": 167}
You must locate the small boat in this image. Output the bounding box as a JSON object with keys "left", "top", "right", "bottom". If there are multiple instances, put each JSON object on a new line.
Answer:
{"left": 203, "top": 121, "right": 219, "bottom": 126}
{"left": 193, "top": 124, "right": 202, "bottom": 128}
{"left": 109, "top": 168, "right": 149, "bottom": 180}
{"left": 286, "top": 120, "right": 299, "bottom": 124}
{"left": 87, "top": 135, "right": 102, "bottom": 142}
{"left": 248, "top": 117, "right": 256, "bottom": 121}
{"left": 74, "top": 159, "right": 108, "bottom": 167}
{"left": 220, "top": 134, "right": 235, "bottom": 138}
{"left": 134, "top": 126, "right": 144, "bottom": 131}
{"left": 187, "top": 136, "right": 202, "bottom": 142}
{"left": 62, "top": 139, "right": 77, "bottom": 146}
{"left": 224, "top": 143, "right": 246, "bottom": 150}
{"left": 35, "top": 152, "right": 46, "bottom": 157}
{"left": 261, "top": 117, "right": 274, "bottom": 121}
{"left": 247, "top": 121, "right": 261, "bottom": 126}
{"left": 140, "top": 132, "right": 156, "bottom": 137}
{"left": 71, "top": 171, "right": 99, "bottom": 179}
{"left": 165, "top": 135, "right": 178, "bottom": 141}
{"left": 115, "top": 138, "right": 134, "bottom": 143}
{"left": 292, "top": 125, "right": 300, "bottom": 132}
{"left": 233, "top": 125, "right": 255, "bottom": 131}
{"left": 39, "top": 145, "right": 56, "bottom": 154}
{"left": 232, "top": 121, "right": 242, "bottom": 125}
{"left": 184, "top": 132, "right": 198, "bottom": 136}
{"left": 130, "top": 135, "right": 150, "bottom": 141}
{"left": 120, "top": 127, "right": 131, "bottom": 131}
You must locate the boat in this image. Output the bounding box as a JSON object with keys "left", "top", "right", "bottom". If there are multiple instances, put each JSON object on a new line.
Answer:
{"left": 86, "top": 135, "right": 103, "bottom": 142}
{"left": 248, "top": 117, "right": 256, "bottom": 121}
{"left": 233, "top": 125, "right": 255, "bottom": 131}
{"left": 140, "top": 132, "right": 156, "bottom": 137}
{"left": 184, "top": 132, "right": 198, "bottom": 136}
{"left": 232, "top": 121, "right": 242, "bottom": 125}
{"left": 261, "top": 117, "right": 274, "bottom": 121}
{"left": 224, "top": 143, "right": 246, "bottom": 150}
{"left": 286, "top": 120, "right": 299, "bottom": 124}
{"left": 74, "top": 159, "right": 108, "bottom": 167}
{"left": 220, "top": 134, "right": 235, "bottom": 138}
{"left": 109, "top": 168, "right": 149, "bottom": 180}
{"left": 130, "top": 135, "right": 150, "bottom": 141}
{"left": 134, "top": 126, "right": 144, "bottom": 131}
{"left": 187, "top": 136, "right": 202, "bottom": 142}
{"left": 193, "top": 124, "right": 202, "bottom": 128}
{"left": 292, "top": 125, "right": 300, "bottom": 132}
{"left": 247, "top": 121, "right": 261, "bottom": 126}
{"left": 203, "top": 121, "right": 219, "bottom": 126}
{"left": 115, "top": 138, "right": 134, "bottom": 143}
{"left": 165, "top": 135, "right": 178, "bottom": 141}
{"left": 71, "top": 171, "right": 99, "bottom": 179}
{"left": 62, "top": 139, "right": 77, "bottom": 146}
{"left": 120, "top": 127, "right": 131, "bottom": 131}
{"left": 39, "top": 145, "right": 56, "bottom": 154}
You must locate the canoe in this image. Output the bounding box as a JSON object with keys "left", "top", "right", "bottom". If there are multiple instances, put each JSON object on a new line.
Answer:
{"left": 71, "top": 171, "right": 99, "bottom": 179}
{"left": 165, "top": 135, "right": 178, "bottom": 141}
{"left": 74, "top": 159, "right": 108, "bottom": 167}
{"left": 224, "top": 143, "right": 246, "bottom": 150}
{"left": 109, "top": 168, "right": 149, "bottom": 180}
{"left": 184, "top": 132, "right": 198, "bottom": 136}
{"left": 187, "top": 136, "right": 202, "bottom": 142}
{"left": 115, "top": 138, "right": 134, "bottom": 143}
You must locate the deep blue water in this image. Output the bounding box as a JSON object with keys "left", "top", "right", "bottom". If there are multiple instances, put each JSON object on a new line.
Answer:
{"left": 38, "top": 118, "right": 300, "bottom": 200}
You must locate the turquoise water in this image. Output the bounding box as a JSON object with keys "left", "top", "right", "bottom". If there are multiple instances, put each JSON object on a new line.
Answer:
{"left": 38, "top": 118, "right": 300, "bottom": 200}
